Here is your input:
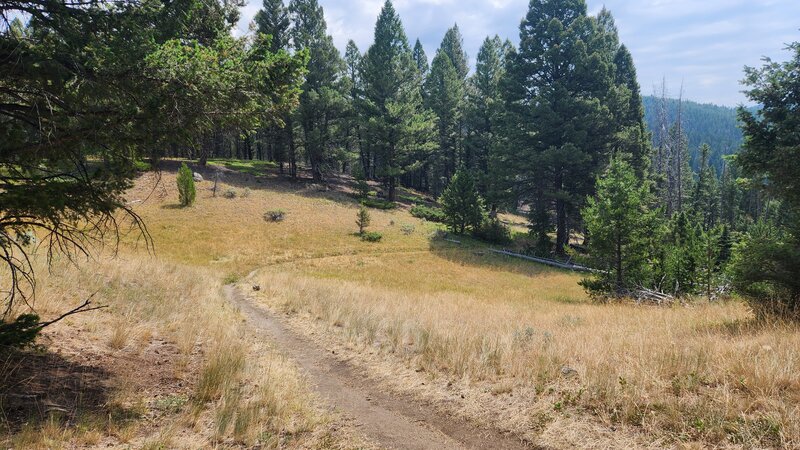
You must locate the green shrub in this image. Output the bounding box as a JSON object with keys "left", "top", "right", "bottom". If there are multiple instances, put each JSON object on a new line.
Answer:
{"left": 410, "top": 205, "right": 446, "bottom": 223}
{"left": 177, "top": 163, "right": 196, "bottom": 206}
{"left": 361, "top": 231, "right": 383, "bottom": 242}
{"left": 473, "top": 218, "right": 513, "bottom": 245}
{"left": 361, "top": 198, "right": 396, "bottom": 210}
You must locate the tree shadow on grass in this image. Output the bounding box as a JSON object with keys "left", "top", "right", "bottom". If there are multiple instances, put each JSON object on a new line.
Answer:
{"left": 428, "top": 235, "right": 570, "bottom": 279}
{"left": 150, "top": 159, "right": 424, "bottom": 210}
{"left": 0, "top": 347, "right": 139, "bottom": 436}
{"left": 698, "top": 315, "right": 797, "bottom": 337}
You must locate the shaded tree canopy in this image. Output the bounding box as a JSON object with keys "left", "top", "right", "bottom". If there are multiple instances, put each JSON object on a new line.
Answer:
{"left": 0, "top": 0, "right": 307, "bottom": 315}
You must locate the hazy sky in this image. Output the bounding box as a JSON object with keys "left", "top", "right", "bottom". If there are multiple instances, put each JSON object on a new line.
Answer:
{"left": 236, "top": 0, "right": 800, "bottom": 106}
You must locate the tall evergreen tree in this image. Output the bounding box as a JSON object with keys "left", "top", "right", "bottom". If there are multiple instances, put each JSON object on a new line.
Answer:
{"left": 692, "top": 144, "right": 720, "bottom": 230}
{"left": 254, "top": 0, "right": 291, "bottom": 53}
{"left": 255, "top": 0, "right": 296, "bottom": 174}
{"left": 289, "top": 0, "right": 346, "bottom": 181}
{"left": 439, "top": 25, "right": 469, "bottom": 81}
{"left": 426, "top": 48, "right": 464, "bottom": 193}
{"left": 344, "top": 40, "right": 366, "bottom": 176}
{"left": 412, "top": 39, "right": 430, "bottom": 79}
{"left": 360, "top": 0, "right": 436, "bottom": 201}
{"left": 465, "top": 35, "right": 505, "bottom": 199}
{"left": 497, "top": 0, "right": 618, "bottom": 254}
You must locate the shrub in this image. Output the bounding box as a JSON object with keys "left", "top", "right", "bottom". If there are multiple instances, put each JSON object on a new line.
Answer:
{"left": 356, "top": 206, "right": 371, "bottom": 234}
{"left": 410, "top": 205, "right": 446, "bottom": 223}
{"left": 360, "top": 198, "right": 396, "bottom": 210}
{"left": 133, "top": 159, "right": 152, "bottom": 172}
{"left": 264, "top": 210, "right": 286, "bottom": 222}
{"left": 361, "top": 231, "right": 383, "bottom": 242}
{"left": 241, "top": 188, "right": 251, "bottom": 198}
{"left": 223, "top": 189, "right": 237, "bottom": 199}
{"left": 400, "top": 224, "right": 415, "bottom": 235}
{"left": 473, "top": 218, "right": 513, "bottom": 245}
{"left": 177, "top": 163, "right": 196, "bottom": 206}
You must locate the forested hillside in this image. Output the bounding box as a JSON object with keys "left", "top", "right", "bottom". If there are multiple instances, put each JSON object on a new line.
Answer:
{"left": 642, "top": 95, "right": 744, "bottom": 172}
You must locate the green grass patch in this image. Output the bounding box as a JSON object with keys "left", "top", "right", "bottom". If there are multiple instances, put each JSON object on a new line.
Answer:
{"left": 360, "top": 198, "right": 396, "bottom": 210}
{"left": 207, "top": 159, "right": 278, "bottom": 175}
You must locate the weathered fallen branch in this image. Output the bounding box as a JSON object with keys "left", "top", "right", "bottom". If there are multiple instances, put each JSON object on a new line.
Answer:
{"left": 487, "top": 249, "right": 600, "bottom": 273}
{"left": 630, "top": 287, "right": 675, "bottom": 306}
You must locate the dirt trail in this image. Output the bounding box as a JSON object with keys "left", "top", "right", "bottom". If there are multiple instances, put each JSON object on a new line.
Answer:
{"left": 225, "top": 285, "right": 531, "bottom": 450}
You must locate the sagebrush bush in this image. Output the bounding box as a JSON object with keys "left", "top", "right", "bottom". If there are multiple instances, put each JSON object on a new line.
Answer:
{"left": 223, "top": 189, "right": 237, "bottom": 199}
{"left": 177, "top": 163, "right": 196, "bottom": 206}
{"left": 360, "top": 231, "right": 382, "bottom": 242}
{"left": 264, "top": 210, "right": 286, "bottom": 222}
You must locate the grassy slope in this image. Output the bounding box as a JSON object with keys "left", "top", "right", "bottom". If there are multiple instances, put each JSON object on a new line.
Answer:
{"left": 132, "top": 164, "right": 797, "bottom": 448}
{"left": 6, "top": 162, "right": 799, "bottom": 448}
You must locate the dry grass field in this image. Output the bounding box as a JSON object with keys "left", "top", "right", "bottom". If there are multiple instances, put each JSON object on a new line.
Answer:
{"left": 4, "top": 162, "right": 799, "bottom": 448}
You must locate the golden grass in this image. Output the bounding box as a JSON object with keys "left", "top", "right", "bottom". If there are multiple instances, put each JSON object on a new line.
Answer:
{"left": 2, "top": 252, "right": 330, "bottom": 448}
{"left": 121, "top": 166, "right": 799, "bottom": 448}
{"left": 8, "top": 165, "right": 799, "bottom": 448}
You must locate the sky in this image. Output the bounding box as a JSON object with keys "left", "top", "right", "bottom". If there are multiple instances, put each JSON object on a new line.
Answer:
{"left": 235, "top": 0, "right": 800, "bottom": 106}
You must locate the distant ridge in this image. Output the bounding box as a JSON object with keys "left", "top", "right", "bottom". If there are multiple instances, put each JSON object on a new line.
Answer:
{"left": 642, "top": 95, "right": 749, "bottom": 174}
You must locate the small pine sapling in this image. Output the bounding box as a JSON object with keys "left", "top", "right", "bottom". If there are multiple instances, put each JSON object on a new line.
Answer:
{"left": 356, "top": 206, "right": 371, "bottom": 234}
{"left": 177, "top": 163, "right": 196, "bottom": 206}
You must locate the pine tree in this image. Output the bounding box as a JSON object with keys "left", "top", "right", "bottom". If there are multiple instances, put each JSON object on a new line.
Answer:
{"left": 289, "top": 0, "right": 346, "bottom": 181}
{"left": 719, "top": 161, "right": 742, "bottom": 228}
{"left": 732, "top": 41, "right": 800, "bottom": 316}
{"left": 360, "top": 0, "right": 437, "bottom": 201}
{"left": 581, "top": 158, "right": 659, "bottom": 296}
{"left": 612, "top": 43, "right": 651, "bottom": 177}
{"left": 662, "top": 212, "right": 702, "bottom": 295}
{"left": 497, "top": 0, "right": 619, "bottom": 254}
{"left": 692, "top": 144, "right": 720, "bottom": 230}
{"left": 426, "top": 48, "right": 464, "bottom": 193}
{"left": 255, "top": 0, "right": 296, "bottom": 175}
{"left": 465, "top": 35, "right": 505, "bottom": 199}
{"left": 254, "top": 0, "right": 291, "bottom": 53}
{"left": 177, "top": 163, "right": 197, "bottom": 207}
{"left": 356, "top": 206, "right": 371, "bottom": 234}
{"left": 439, "top": 169, "right": 484, "bottom": 234}
{"left": 412, "top": 39, "right": 430, "bottom": 80}
{"left": 439, "top": 25, "right": 469, "bottom": 81}
{"left": 343, "top": 40, "right": 364, "bottom": 175}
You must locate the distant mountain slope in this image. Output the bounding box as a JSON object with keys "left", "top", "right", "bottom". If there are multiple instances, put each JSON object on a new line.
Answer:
{"left": 642, "top": 95, "right": 745, "bottom": 173}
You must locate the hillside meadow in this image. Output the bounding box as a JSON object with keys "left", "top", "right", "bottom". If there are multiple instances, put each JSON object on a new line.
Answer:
{"left": 139, "top": 165, "right": 798, "bottom": 448}
{"left": 3, "top": 163, "right": 798, "bottom": 448}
